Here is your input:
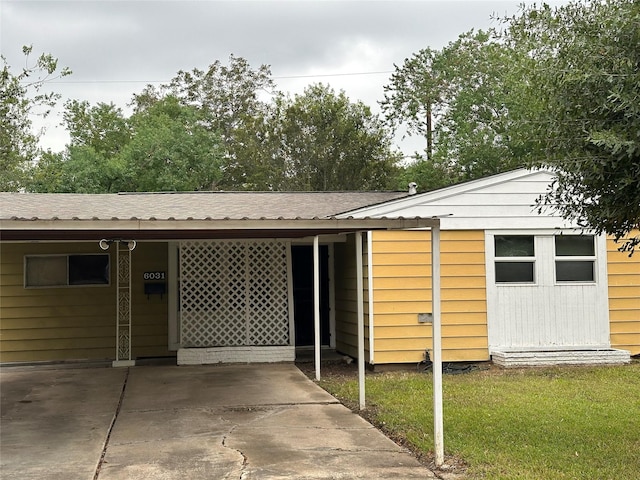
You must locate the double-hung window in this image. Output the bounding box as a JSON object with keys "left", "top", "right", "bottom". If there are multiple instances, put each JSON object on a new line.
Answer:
{"left": 554, "top": 235, "right": 595, "bottom": 282}
{"left": 494, "top": 235, "right": 535, "bottom": 283}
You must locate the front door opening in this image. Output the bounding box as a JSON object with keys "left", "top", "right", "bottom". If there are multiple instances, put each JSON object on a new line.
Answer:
{"left": 291, "top": 245, "right": 330, "bottom": 347}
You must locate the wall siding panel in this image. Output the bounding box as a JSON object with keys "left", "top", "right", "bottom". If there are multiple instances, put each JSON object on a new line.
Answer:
{"left": 371, "top": 230, "right": 489, "bottom": 364}
{"left": 0, "top": 242, "right": 171, "bottom": 363}
{"left": 607, "top": 235, "right": 640, "bottom": 355}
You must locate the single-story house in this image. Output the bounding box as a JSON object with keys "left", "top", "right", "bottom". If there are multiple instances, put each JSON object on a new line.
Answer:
{"left": 0, "top": 190, "right": 440, "bottom": 367}
{"left": 342, "top": 169, "right": 638, "bottom": 367}
{"left": 1, "top": 169, "right": 637, "bottom": 367}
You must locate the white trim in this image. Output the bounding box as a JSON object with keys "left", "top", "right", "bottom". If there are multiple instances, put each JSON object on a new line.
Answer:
{"left": 313, "top": 236, "right": 321, "bottom": 381}
{"left": 355, "top": 231, "right": 365, "bottom": 410}
{"left": 167, "top": 242, "right": 179, "bottom": 350}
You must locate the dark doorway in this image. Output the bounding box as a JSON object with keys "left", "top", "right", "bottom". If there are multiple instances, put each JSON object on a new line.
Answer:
{"left": 291, "top": 245, "right": 330, "bottom": 346}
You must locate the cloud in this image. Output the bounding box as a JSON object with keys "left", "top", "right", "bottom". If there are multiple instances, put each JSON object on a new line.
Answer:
{"left": 1, "top": 0, "right": 562, "bottom": 153}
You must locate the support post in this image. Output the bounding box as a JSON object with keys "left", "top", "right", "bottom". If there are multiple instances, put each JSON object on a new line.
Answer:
{"left": 111, "top": 239, "right": 136, "bottom": 367}
{"left": 313, "top": 235, "right": 321, "bottom": 381}
{"left": 432, "top": 224, "right": 444, "bottom": 465}
{"left": 355, "top": 231, "right": 365, "bottom": 410}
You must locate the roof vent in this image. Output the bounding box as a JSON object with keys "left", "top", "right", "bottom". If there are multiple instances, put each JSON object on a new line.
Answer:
{"left": 408, "top": 182, "right": 417, "bottom": 195}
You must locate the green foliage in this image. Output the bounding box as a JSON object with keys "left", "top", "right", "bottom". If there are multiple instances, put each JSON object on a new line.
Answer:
{"left": 117, "top": 96, "right": 223, "bottom": 191}
{"left": 383, "top": 30, "right": 530, "bottom": 191}
{"left": 0, "top": 45, "right": 71, "bottom": 191}
{"left": 133, "top": 54, "right": 274, "bottom": 159}
{"left": 226, "top": 84, "right": 400, "bottom": 190}
{"left": 29, "top": 96, "right": 224, "bottom": 192}
{"left": 505, "top": 0, "right": 640, "bottom": 251}
{"left": 319, "top": 364, "right": 640, "bottom": 479}
{"left": 63, "top": 100, "right": 131, "bottom": 158}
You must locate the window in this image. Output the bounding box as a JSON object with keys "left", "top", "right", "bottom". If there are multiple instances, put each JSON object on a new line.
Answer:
{"left": 554, "top": 235, "right": 595, "bottom": 282}
{"left": 25, "top": 254, "right": 110, "bottom": 288}
{"left": 494, "top": 235, "right": 535, "bottom": 283}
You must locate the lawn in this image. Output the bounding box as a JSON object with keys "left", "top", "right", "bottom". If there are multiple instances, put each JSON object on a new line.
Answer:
{"left": 315, "top": 361, "right": 640, "bottom": 480}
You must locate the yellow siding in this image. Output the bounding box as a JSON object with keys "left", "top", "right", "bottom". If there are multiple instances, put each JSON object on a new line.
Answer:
{"left": 0, "top": 242, "right": 171, "bottom": 363}
{"left": 334, "top": 234, "right": 372, "bottom": 360}
{"left": 607, "top": 234, "right": 640, "bottom": 355}
{"left": 371, "top": 230, "right": 488, "bottom": 364}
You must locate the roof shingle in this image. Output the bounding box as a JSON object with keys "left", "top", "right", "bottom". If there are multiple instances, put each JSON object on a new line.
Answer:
{"left": 0, "top": 191, "right": 408, "bottom": 222}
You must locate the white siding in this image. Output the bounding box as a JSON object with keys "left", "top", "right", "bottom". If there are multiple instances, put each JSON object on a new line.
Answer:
{"left": 342, "top": 170, "right": 578, "bottom": 231}
{"left": 486, "top": 232, "right": 610, "bottom": 351}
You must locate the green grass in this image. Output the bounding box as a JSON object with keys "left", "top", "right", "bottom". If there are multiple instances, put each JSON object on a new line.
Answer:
{"left": 318, "top": 362, "right": 640, "bottom": 479}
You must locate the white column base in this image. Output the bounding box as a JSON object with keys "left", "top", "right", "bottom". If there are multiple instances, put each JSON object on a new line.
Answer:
{"left": 112, "top": 360, "right": 136, "bottom": 367}
{"left": 178, "top": 346, "right": 295, "bottom": 365}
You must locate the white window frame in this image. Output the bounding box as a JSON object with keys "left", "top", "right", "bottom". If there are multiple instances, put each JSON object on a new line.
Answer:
{"left": 24, "top": 254, "right": 111, "bottom": 289}
{"left": 554, "top": 234, "right": 597, "bottom": 284}
{"left": 493, "top": 234, "right": 537, "bottom": 285}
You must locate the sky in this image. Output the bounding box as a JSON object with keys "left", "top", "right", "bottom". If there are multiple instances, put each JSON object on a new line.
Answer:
{"left": 1, "top": 0, "right": 563, "bottom": 157}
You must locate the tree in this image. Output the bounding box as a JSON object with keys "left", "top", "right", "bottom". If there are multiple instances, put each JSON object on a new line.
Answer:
{"left": 506, "top": 0, "right": 640, "bottom": 252}
{"left": 227, "top": 84, "right": 400, "bottom": 191}
{"left": 116, "top": 96, "right": 224, "bottom": 192}
{"left": 63, "top": 100, "right": 131, "bottom": 158}
{"left": 382, "top": 30, "right": 532, "bottom": 191}
{"left": 0, "top": 46, "right": 71, "bottom": 191}
{"left": 29, "top": 96, "right": 224, "bottom": 192}
{"left": 133, "top": 55, "right": 275, "bottom": 163}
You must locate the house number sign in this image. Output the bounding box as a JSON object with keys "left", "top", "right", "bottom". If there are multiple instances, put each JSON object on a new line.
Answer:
{"left": 143, "top": 271, "right": 166, "bottom": 280}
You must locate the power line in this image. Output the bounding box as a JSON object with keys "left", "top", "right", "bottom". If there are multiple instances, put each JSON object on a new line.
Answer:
{"left": 47, "top": 70, "right": 395, "bottom": 85}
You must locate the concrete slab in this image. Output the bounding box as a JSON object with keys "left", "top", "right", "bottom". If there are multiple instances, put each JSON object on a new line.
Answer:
{"left": 1, "top": 363, "right": 437, "bottom": 479}
{"left": 1, "top": 367, "right": 126, "bottom": 480}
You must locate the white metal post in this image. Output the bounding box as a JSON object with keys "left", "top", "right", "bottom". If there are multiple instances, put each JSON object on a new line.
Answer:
{"left": 313, "top": 235, "right": 321, "bottom": 381}
{"left": 432, "top": 224, "right": 444, "bottom": 465}
{"left": 355, "top": 231, "right": 365, "bottom": 410}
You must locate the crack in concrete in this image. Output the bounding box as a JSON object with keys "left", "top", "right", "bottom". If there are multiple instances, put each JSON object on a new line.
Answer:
{"left": 221, "top": 424, "right": 248, "bottom": 480}
{"left": 93, "top": 367, "right": 129, "bottom": 480}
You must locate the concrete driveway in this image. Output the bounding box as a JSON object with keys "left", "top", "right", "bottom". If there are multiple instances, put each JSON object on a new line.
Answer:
{"left": 1, "top": 363, "right": 437, "bottom": 479}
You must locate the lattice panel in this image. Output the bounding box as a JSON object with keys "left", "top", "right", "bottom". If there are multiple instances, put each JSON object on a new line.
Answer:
{"left": 180, "top": 240, "right": 289, "bottom": 348}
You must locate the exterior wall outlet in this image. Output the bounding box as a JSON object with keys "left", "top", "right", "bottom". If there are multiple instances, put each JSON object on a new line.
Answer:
{"left": 418, "top": 313, "right": 433, "bottom": 323}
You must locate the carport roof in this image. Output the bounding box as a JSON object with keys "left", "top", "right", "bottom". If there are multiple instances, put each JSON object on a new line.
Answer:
{"left": 0, "top": 191, "right": 439, "bottom": 241}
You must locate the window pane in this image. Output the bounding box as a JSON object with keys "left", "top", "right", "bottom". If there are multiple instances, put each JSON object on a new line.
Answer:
{"left": 496, "top": 261, "right": 534, "bottom": 283}
{"left": 556, "top": 261, "right": 594, "bottom": 282}
{"left": 495, "top": 236, "right": 534, "bottom": 257}
{"left": 25, "top": 256, "right": 67, "bottom": 287}
{"left": 555, "top": 235, "right": 594, "bottom": 256}
{"left": 69, "top": 255, "right": 109, "bottom": 285}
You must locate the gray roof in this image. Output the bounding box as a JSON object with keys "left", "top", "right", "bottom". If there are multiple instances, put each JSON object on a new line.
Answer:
{"left": 0, "top": 191, "right": 409, "bottom": 221}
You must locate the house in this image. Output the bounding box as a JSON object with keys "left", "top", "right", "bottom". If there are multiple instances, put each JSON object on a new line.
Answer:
{"left": 0, "top": 190, "right": 440, "bottom": 366}
{"left": 342, "top": 169, "right": 638, "bottom": 367}
{"left": 1, "top": 169, "right": 637, "bottom": 368}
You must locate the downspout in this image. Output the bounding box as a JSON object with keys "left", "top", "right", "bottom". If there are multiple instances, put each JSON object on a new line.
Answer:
{"left": 367, "top": 231, "right": 375, "bottom": 365}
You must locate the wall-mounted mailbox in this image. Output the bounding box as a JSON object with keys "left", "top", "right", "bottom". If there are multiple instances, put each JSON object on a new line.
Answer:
{"left": 144, "top": 282, "right": 166, "bottom": 299}
{"left": 418, "top": 313, "right": 433, "bottom": 323}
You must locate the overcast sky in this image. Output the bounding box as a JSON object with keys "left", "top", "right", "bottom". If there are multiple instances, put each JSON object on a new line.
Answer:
{"left": 1, "top": 0, "right": 565, "bottom": 155}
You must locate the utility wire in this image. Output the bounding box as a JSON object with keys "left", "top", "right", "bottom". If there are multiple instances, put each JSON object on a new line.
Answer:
{"left": 46, "top": 70, "right": 395, "bottom": 85}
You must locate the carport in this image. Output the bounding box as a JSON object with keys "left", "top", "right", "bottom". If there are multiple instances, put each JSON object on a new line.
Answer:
{"left": 1, "top": 190, "right": 445, "bottom": 464}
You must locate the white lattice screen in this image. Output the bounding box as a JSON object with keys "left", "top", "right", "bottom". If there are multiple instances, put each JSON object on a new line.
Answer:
{"left": 179, "top": 240, "right": 290, "bottom": 348}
